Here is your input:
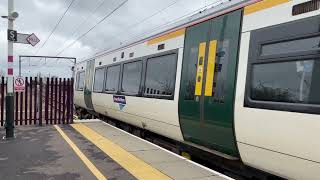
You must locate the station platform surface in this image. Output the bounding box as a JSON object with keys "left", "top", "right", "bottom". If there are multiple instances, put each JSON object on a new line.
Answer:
{"left": 0, "top": 119, "right": 233, "bottom": 180}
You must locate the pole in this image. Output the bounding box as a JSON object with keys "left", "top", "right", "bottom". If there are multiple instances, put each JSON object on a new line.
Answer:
{"left": 6, "top": 0, "right": 15, "bottom": 138}
{"left": 19, "top": 55, "right": 21, "bottom": 76}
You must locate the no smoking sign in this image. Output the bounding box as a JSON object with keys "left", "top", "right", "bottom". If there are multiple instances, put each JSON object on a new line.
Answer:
{"left": 14, "top": 77, "right": 25, "bottom": 92}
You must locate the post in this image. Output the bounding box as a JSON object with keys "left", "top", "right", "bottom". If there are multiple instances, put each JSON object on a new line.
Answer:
{"left": 39, "top": 78, "right": 43, "bottom": 126}
{"left": 19, "top": 55, "right": 21, "bottom": 76}
{"left": 5, "top": 0, "right": 15, "bottom": 138}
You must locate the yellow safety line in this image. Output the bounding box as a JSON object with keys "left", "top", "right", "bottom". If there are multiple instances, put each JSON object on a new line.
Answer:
{"left": 147, "top": 28, "right": 185, "bottom": 45}
{"left": 205, "top": 40, "right": 217, "bottom": 97}
{"left": 71, "top": 123, "right": 172, "bottom": 180}
{"left": 244, "top": 0, "right": 290, "bottom": 15}
{"left": 54, "top": 125, "right": 107, "bottom": 180}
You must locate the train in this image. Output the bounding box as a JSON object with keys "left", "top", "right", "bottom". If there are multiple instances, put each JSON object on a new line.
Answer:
{"left": 74, "top": 0, "right": 320, "bottom": 179}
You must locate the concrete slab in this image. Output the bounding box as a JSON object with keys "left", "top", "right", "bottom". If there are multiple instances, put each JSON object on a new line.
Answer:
{"left": 74, "top": 119, "right": 101, "bottom": 123}
{"left": 85, "top": 122, "right": 158, "bottom": 152}
{"left": 85, "top": 122, "right": 126, "bottom": 137}
{"left": 193, "top": 175, "right": 228, "bottom": 180}
{"left": 105, "top": 133, "right": 159, "bottom": 152}
{"left": 131, "top": 149, "right": 183, "bottom": 164}
{"left": 153, "top": 160, "right": 218, "bottom": 180}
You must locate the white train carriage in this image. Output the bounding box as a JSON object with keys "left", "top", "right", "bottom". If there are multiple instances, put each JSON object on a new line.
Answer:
{"left": 74, "top": 0, "right": 320, "bottom": 179}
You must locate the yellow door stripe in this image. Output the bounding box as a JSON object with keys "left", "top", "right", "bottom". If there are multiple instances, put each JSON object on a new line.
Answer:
{"left": 147, "top": 28, "right": 185, "bottom": 45}
{"left": 54, "top": 125, "right": 107, "bottom": 180}
{"left": 244, "top": 0, "right": 290, "bottom": 15}
{"left": 71, "top": 123, "right": 172, "bottom": 180}
{"left": 195, "top": 42, "right": 207, "bottom": 96}
{"left": 205, "top": 40, "right": 217, "bottom": 97}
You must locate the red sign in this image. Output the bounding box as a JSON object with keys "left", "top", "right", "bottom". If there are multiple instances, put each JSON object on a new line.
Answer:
{"left": 26, "top": 33, "right": 40, "bottom": 46}
{"left": 14, "top": 77, "right": 25, "bottom": 92}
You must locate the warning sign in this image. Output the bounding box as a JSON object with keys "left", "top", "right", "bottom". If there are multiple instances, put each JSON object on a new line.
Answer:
{"left": 14, "top": 77, "right": 25, "bottom": 92}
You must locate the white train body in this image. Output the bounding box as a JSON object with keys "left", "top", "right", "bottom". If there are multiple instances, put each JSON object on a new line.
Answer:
{"left": 74, "top": 0, "right": 320, "bottom": 179}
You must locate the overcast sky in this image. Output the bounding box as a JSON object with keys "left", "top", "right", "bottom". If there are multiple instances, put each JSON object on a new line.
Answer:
{"left": 0, "top": 0, "right": 224, "bottom": 77}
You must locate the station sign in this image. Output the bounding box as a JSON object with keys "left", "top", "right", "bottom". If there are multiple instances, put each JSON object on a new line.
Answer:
{"left": 14, "top": 76, "right": 25, "bottom": 92}
{"left": 12, "top": 32, "right": 40, "bottom": 46}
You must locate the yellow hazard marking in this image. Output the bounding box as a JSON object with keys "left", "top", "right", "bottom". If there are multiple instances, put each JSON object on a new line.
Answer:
{"left": 244, "top": 0, "right": 290, "bottom": 15}
{"left": 205, "top": 40, "right": 217, "bottom": 97}
{"left": 147, "top": 28, "right": 185, "bottom": 45}
{"left": 181, "top": 152, "right": 191, "bottom": 160}
{"left": 71, "top": 123, "right": 172, "bottom": 180}
{"left": 54, "top": 125, "right": 107, "bottom": 180}
{"left": 195, "top": 42, "right": 206, "bottom": 96}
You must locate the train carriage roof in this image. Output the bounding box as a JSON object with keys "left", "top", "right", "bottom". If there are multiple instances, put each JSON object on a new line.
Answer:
{"left": 79, "top": 0, "right": 258, "bottom": 63}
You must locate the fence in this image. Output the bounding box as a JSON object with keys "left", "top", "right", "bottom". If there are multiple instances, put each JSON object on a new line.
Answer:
{"left": 0, "top": 77, "right": 74, "bottom": 126}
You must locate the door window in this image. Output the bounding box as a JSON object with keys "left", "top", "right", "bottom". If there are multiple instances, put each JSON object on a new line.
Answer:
{"left": 211, "top": 40, "right": 230, "bottom": 102}
{"left": 184, "top": 47, "right": 199, "bottom": 100}
{"left": 76, "top": 71, "right": 85, "bottom": 90}
{"left": 93, "top": 68, "right": 105, "bottom": 92}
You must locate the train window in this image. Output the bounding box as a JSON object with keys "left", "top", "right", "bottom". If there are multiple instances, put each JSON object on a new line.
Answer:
{"left": 212, "top": 40, "right": 230, "bottom": 103}
{"left": 261, "top": 36, "right": 320, "bottom": 56}
{"left": 183, "top": 47, "right": 198, "bottom": 100}
{"left": 105, "top": 65, "right": 120, "bottom": 92}
{"left": 76, "top": 71, "right": 85, "bottom": 90}
{"left": 144, "top": 53, "right": 177, "bottom": 99}
{"left": 251, "top": 59, "right": 320, "bottom": 104}
{"left": 121, "top": 61, "right": 142, "bottom": 94}
{"left": 245, "top": 16, "right": 320, "bottom": 114}
{"left": 93, "top": 68, "right": 105, "bottom": 92}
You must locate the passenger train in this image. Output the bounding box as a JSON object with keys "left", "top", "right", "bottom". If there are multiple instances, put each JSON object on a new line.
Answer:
{"left": 74, "top": 0, "right": 320, "bottom": 179}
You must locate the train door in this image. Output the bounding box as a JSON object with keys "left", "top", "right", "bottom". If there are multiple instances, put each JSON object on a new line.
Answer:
{"left": 179, "top": 10, "right": 242, "bottom": 157}
{"left": 84, "top": 59, "right": 95, "bottom": 110}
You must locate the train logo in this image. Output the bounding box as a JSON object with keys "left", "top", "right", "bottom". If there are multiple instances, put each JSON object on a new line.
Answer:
{"left": 113, "top": 95, "right": 126, "bottom": 111}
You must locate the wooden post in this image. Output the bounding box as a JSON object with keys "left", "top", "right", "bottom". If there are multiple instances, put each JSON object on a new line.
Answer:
{"left": 66, "top": 79, "right": 70, "bottom": 124}
{"left": 39, "top": 78, "right": 43, "bottom": 126}
{"left": 34, "top": 77, "right": 37, "bottom": 125}
{"left": 70, "top": 78, "right": 74, "bottom": 124}
{"left": 29, "top": 77, "right": 32, "bottom": 125}
{"left": 50, "top": 78, "right": 53, "bottom": 124}
{"left": 45, "top": 78, "right": 49, "bottom": 125}
{"left": 19, "top": 91, "right": 23, "bottom": 125}
{"left": 58, "top": 78, "right": 62, "bottom": 124}
{"left": 1, "top": 77, "right": 4, "bottom": 126}
{"left": 24, "top": 77, "right": 28, "bottom": 125}
{"left": 62, "top": 78, "right": 66, "bottom": 124}
{"left": 15, "top": 92, "right": 18, "bottom": 126}
{"left": 54, "top": 78, "right": 58, "bottom": 124}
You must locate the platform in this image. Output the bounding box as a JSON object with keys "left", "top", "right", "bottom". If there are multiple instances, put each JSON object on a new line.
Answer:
{"left": 0, "top": 119, "right": 233, "bottom": 180}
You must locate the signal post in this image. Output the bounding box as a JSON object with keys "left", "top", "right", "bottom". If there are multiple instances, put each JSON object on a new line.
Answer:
{"left": 4, "top": 0, "right": 18, "bottom": 138}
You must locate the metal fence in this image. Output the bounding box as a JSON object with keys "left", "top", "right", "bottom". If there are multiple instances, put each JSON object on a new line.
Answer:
{"left": 0, "top": 77, "right": 74, "bottom": 126}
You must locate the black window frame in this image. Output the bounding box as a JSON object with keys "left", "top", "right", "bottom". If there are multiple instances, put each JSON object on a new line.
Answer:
{"left": 143, "top": 52, "right": 178, "bottom": 100}
{"left": 104, "top": 64, "right": 121, "bottom": 93}
{"left": 90, "top": 49, "right": 179, "bottom": 100}
{"left": 93, "top": 67, "right": 106, "bottom": 93}
{"left": 120, "top": 60, "right": 143, "bottom": 96}
{"left": 76, "top": 70, "right": 85, "bottom": 91}
{"left": 245, "top": 15, "right": 320, "bottom": 115}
